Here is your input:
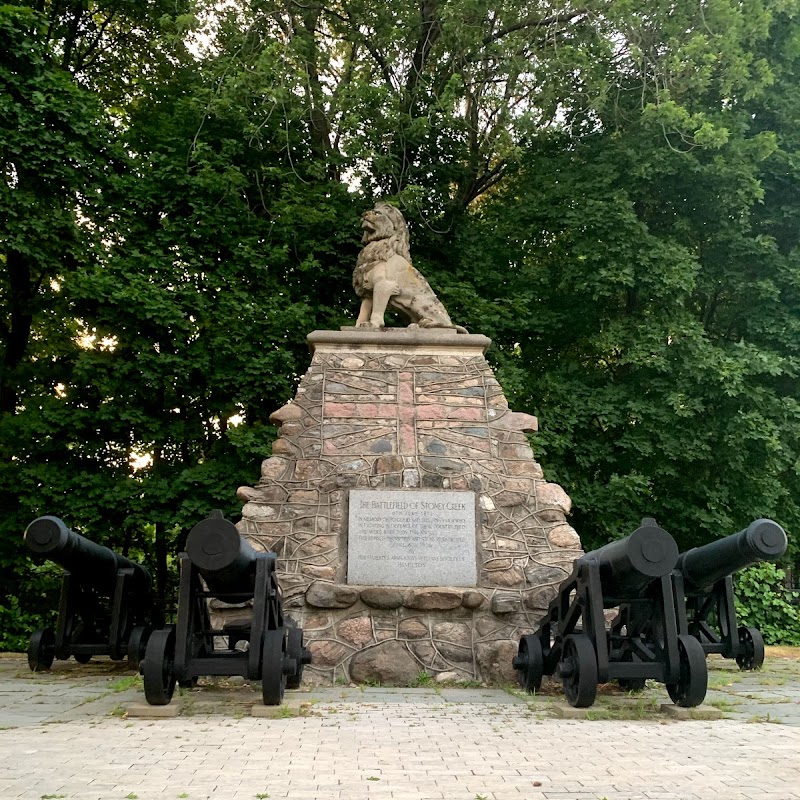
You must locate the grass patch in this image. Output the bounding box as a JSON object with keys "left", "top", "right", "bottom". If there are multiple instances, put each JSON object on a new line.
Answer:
{"left": 108, "top": 675, "right": 141, "bottom": 692}
{"left": 586, "top": 698, "right": 661, "bottom": 721}
{"left": 747, "top": 713, "right": 783, "bottom": 724}
{"left": 707, "top": 698, "right": 739, "bottom": 712}
{"left": 410, "top": 671, "right": 434, "bottom": 688}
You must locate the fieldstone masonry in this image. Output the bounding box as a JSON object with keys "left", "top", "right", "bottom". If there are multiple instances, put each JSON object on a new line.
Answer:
{"left": 235, "top": 328, "right": 583, "bottom": 685}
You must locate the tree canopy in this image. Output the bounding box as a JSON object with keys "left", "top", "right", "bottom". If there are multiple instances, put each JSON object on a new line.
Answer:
{"left": 2, "top": 0, "right": 799, "bottom": 646}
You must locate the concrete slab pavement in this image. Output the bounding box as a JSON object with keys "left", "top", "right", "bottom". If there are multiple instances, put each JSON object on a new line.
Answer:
{"left": 0, "top": 652, "right": 798, "bottom": 800}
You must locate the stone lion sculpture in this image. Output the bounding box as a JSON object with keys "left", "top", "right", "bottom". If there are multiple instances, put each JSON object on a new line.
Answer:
{"left": 352, "top": 203, "right": 464, "bottom": 331}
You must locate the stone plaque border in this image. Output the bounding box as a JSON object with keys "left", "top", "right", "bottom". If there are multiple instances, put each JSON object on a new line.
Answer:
{"left": 345, "top": 489, "right": 479, "bottom": 587}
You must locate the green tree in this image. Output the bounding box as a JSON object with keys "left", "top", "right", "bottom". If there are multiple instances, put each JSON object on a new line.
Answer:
{"left": 0, "top": 5, "right": 119, "bottom": 637}
{"left": 449, "top": 3, "right": 800, "bottom": 556}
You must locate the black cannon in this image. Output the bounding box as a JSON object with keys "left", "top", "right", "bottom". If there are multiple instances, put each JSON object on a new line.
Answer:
{"left": 673, "top": 519, "right": 788, "bottom": 670}
{"left": 141, "top": 510, "right": 311, "bottom": 706}
{"left": 513, "top": 518, "right": 708, "bottom": 708}
{"left": 23, "top": 516, "right": 158, "bottom": 672}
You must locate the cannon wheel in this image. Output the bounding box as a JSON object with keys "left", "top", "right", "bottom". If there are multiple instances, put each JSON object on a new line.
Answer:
{"left": 127, "top": 626, "right": 150, "bottom": 673}
{"left": 514, "top": 635, "right": 543, "bottom": 693}
{"left": 261, "top": 628, "right": 286, "bottom": 706}
{"left": 28, "top": 628, "right": 55, "bottom": 672}
{"left": 560, "top": 634, "right": 598, "bottom": 708}
{"left": 666, "top": 634, "right": 707, "bottom": 708}
{"left": 735, "top": 626, "right": 765, "bottom": 671}
{"left": 286, "top": 628, "right": 306, "bottom": 690}
{"left": 143, "top": 629, "right": 177, "bottom": 706}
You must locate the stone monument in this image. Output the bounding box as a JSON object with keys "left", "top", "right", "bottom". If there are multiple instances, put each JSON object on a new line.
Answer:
{"left": 234, "top": 203, "right": 583, "bottom": 685}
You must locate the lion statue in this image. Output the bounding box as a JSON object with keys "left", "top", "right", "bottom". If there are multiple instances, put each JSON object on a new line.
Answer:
{"left": 352, "top": 203, "right": 465, "bottom": 331}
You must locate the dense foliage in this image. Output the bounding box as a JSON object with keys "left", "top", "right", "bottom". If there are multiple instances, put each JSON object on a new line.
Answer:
{"left": 2, "top": 0, "right": 799, "bottom": 644}
{"left": 735, "top": 564, "right": 800, "bottom": 646}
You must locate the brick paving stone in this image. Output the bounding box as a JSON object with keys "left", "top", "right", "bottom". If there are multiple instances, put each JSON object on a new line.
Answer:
{"left": 2, "top": 655, "right": 800, "bottom": 800}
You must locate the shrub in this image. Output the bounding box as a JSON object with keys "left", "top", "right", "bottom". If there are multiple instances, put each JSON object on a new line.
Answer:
{"left": 734, "top": 563, "right": 800, "bottom": 646}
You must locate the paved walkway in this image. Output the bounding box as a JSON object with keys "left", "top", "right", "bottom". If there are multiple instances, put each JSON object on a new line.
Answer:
{"left": 0, "top": 653, "right": 799, "bottom": 800}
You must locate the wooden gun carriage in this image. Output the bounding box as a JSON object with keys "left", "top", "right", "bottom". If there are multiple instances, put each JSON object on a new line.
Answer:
{"left": 142, "top": 511, "right": 310, "bottom": 706}
{"left": 672, "top": 519, "right": 787, "bottom": 670}
{"left": 513, "top": 518, "right": 708, "bottom": 708}
{"left": 24, "top": 516, "right": 158, "bottom": 671}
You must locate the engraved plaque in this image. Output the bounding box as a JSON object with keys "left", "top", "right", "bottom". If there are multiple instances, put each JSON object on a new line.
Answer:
{"left": 347, "top": 490, "right": 477, "bottom": 587}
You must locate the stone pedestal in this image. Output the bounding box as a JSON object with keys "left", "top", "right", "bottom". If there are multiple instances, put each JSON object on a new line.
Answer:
{"left": 235, "top": 329, "right": 583, "bottom": 685}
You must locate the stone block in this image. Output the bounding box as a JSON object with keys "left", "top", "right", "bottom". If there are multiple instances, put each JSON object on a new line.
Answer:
{"left": 475, "top": 640, "right": 518, "bottom": 683}
{"left": 506, "top": 460, "right": 544, "bottom": 478}
{"left": 301, "top": 612, "right": 332, "bottom": 630}
{"left": 261, "top": 456, "right": 290, "bottom": 479}
{"left": 398, "top": 617, "right": 429, "bottom": 639}
{"left": 404, "top": 589, "right": 464, "bottom": 611}
{"left": 524, "top": 564, "right": 570, "bottom": 586}
{"left": 547, "top": 523, "right": 581, "bottom": 549}
{"left": 360, "top": 588, "right": 405, "bottom": 609}
{"left": 493, "top": 490, "right": 527, "bottom": 506}
{"left": 305, "top": 582, "right": 359, "bottom": 608}
{"left": 498, "top": 442, "right": 533, "bottom": 459}
{"left": 237, "top": 486, "right": 260, "bottom": 502}
{"left": 308, "top": 639, "right": 351, "bottom": 667}
{"left": 243, "top": 504, "right": 281, "bottom": 524}
{"left": 523, "top": 586, "right": 558, "bottom": 610}
{"left": 374, "top": 455, "right": 404, "bottom": 474}
{"left": 272, "top": 438, "right": 299, "bottom": 456}
{"left": 419, "top": 457, "right": 470, "bottom": 476}
{"left": 403, "top": 469, "right": 419, "bottom": 488}
{"left": 337, "top": 615, "right": 374, "bottom": 647}
{"left": 437, "top": 642, "right": 473, "bottom": 663}
{"left": 461, "top": 591, "right": 486, "bottom": 609}
{"left": 349, "top": 641, "right": 420, "bottom": 685}
{"left": 126, "top": 703, "right": 180, "bottom": 718}
{"left": 535, "top": 482, "right": 572, "bottom": 514}
{"left": 270, "top": 403, "right": 305, "bottom": 424}
{"left": 294, "top": 459, "right": 332, "bottom": 481}
{"left": 253, "top": 485, "right": 288, "bottom": 503}
{"left": 432, "top": 621, "right": 472, "bottom": 648}
{"left": 289, "top": 489, "right": 319, "bottom": 504}
{"left": 491, "top": 593, "right": 520, "bottom": 614}
{"left": 660, "top": 703, "right": 723, "bottom": 720}
{"left": 302, "top": 565, "right": 336, "bottom": 581}
{"left": 481, "top": 565, "right": 525, "bottom": 588}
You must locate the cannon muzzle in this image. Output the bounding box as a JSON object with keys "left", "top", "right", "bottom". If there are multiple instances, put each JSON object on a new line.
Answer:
{"left": 186, "top": 511, "right": 264, "bottom": 597}
{"left": 677, "top": 519, "right": 787, "bottom": 592}
{"left": 24, "top": 516, "right": 152, "bottom": 596}
{"left": 581, "top": 518, "right": 679, "bottom": 599}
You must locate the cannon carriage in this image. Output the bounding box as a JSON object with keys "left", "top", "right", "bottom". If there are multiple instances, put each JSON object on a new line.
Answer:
{"left": 513, "top": 518, "right": 708, "bottom": 708}
{"left": 672, "top": 519, "right": 788, "bottom": 670}
{"left": 141, "top": 511, "right": 311, "bottom": 706}
{"left": 23, "top": 516, "right": 159, "bottom": 672}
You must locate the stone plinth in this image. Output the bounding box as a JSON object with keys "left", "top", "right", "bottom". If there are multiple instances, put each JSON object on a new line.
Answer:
{"left": 235, "top": 328, "right": 582, "bottom": 685}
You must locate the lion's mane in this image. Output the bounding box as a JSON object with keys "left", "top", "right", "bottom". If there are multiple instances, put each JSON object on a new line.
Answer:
{"left": 353, "top": 204, "right": 411, "bottom": 296}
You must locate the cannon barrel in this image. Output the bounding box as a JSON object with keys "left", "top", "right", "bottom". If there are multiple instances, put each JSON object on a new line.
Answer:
{"left": 677, "top": 519, "right": 787, "bottom": 592}
{"left": 186, "top": 512, "right": 261, "bottom": 597}
{"left": 24, "top": 516, "right": 152, "bottom": 596}
{"left": 581, "top": 518, "right": 679, "bottom": 599}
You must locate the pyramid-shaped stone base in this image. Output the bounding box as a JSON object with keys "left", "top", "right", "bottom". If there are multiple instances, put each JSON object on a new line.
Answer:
{"left": 236, "top": 329, "right": 583, "bottom": 684}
